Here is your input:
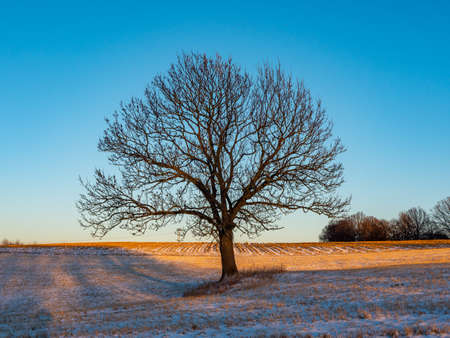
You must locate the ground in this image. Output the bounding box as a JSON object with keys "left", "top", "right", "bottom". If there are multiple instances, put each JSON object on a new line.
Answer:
{"left": 0, "top": 241, "right": 449, "bottom": 337}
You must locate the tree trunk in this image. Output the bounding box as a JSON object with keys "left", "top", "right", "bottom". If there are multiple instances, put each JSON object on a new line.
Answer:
{"left": 218, "top": 228, "right": 238, "bottom": 281}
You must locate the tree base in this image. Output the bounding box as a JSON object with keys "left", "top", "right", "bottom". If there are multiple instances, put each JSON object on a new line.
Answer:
{"left": 219, "top": 229, "right": 238, "bottom": 281}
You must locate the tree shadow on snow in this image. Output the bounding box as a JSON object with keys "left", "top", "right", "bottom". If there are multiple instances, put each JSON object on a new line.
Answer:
{"left": 0, "top": 253, "right": 53, "bottom": 336}
{"left": 61, "top": 248, "right": 210, "bottom": 310}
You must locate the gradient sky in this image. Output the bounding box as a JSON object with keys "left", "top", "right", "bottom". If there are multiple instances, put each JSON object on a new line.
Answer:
{"left": 1, "top": 1, "right": 449, "bottom": 243}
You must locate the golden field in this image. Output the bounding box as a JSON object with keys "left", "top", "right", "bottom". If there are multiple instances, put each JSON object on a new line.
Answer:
{"left": 1, "top": 240, "right": 449, "bottom": 336}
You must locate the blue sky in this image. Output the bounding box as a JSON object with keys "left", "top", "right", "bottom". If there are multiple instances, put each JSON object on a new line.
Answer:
{"left": 1, "top": 1, "right": 449, "bottom": 243}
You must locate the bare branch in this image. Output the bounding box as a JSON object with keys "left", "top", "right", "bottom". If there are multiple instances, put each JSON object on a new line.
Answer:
{"left": 78, "top": 52, "right": 349, "bottom": 246}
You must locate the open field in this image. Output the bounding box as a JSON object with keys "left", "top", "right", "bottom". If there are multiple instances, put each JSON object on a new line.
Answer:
{"left": 1, "top": 241, "right": 449, "bottom": 336}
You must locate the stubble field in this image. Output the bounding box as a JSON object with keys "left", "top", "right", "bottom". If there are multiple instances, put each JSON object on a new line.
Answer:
{"left": 1, "top": 241, "right": 449, "bottom": 336}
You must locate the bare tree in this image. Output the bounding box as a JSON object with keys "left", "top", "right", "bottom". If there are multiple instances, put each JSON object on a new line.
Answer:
{"left": 78, "top": 53, "right": 349, "bottom": 279}
{"left": 407, "top": 207, "right": 431, "bottom": 239}
{"left": 391, "top": 207, "right": 431, "bottom": 240}
{"left": 390, "top": 213, "right": 410, "bottom": 240}
{"left": 432, "top": 196, "right": 450, "bottom": 234}
{"left": 356, "top": 216, "right": 389, "bottom": 241}
{"left": 320, "top": 212, "right": 389, "bottom": 242}
{"left": 319, "top": 218, "right": 355, "bottom": 242}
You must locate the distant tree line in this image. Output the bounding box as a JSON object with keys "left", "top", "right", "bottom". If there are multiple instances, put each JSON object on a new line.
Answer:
{"left": 319, "top": 196, "right": 450, "bottom": 242}
{"left": 1, "top": 239, "right": 23, "bottom": 246}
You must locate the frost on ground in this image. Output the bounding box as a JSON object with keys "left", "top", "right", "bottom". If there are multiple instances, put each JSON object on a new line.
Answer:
{"left": 0, "top": 245, "right": 449, "bottom": 337}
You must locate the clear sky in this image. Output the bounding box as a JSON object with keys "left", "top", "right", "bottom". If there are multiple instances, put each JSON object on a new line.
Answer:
{"left": 1, "top": 1, "right": 449, "bottom": 244}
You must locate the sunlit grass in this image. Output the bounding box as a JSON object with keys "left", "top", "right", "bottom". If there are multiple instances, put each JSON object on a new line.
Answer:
{"left": 1, "top": 242, "right": 448, "bottom": 336}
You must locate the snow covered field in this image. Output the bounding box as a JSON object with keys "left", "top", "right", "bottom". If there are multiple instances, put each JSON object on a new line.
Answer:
{"left": 1, "top": 243, "right": 449, "bottom": 336}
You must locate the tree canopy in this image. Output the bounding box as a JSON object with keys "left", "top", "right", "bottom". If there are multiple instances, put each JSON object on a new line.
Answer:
{"left": 78, "top": 53, "right": 349, "bottom": 278}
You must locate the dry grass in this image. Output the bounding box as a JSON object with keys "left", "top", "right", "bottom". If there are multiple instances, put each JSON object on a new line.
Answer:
{"left": 380, "top": 324, "right": 450, "bottom": 337}
{"left": 1, "top": 244, "right": 448, "bottom": 336}
{"left": 7, "top": 240, "right": 448, "bottom": 276}
{"left": 183, "top": 265, "right": 286, "bottom": 297}
{"left": 13, "top": 239, "right": 450, "bottom": 249}
{"left": 155, "top": 247, "right": 450, "bottom": 275}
